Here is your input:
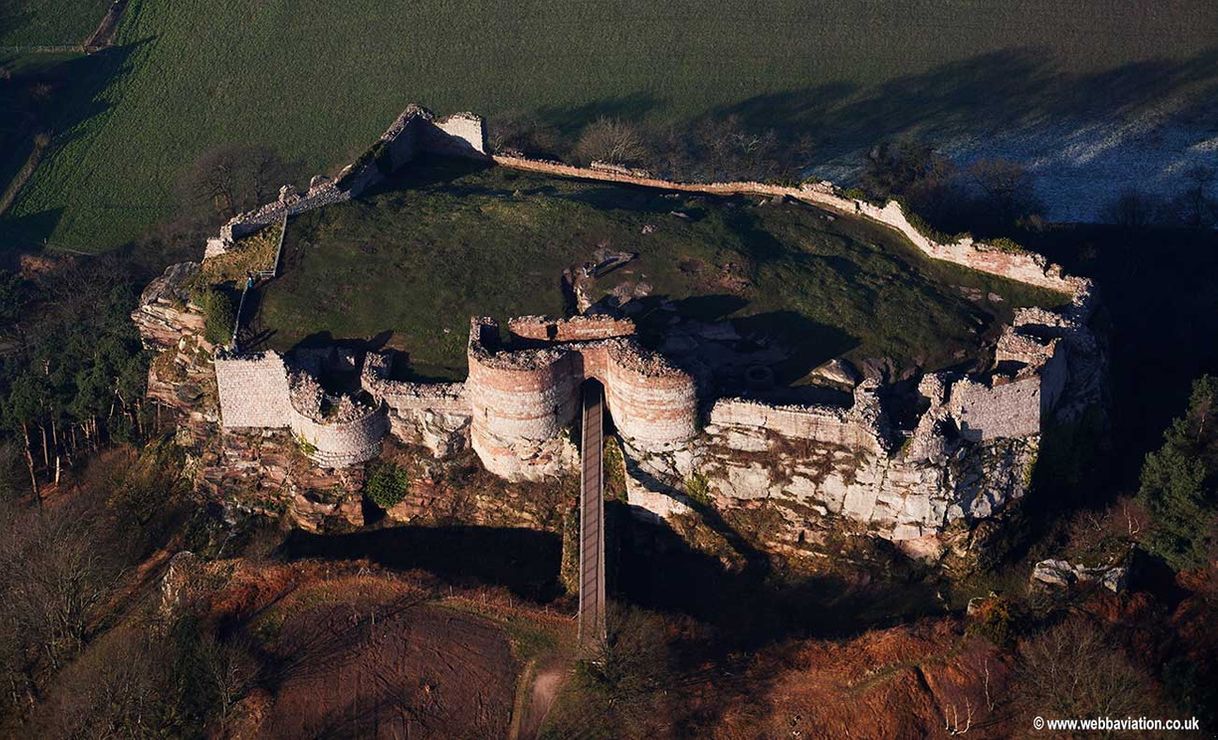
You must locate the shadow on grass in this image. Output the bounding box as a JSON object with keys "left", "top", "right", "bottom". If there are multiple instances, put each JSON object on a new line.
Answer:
{"left": 0, "top": 39, "right": 146, "bottom": 251}
{"left": 705, "top": 46, "right": 1218, "bottom": 168}
{"left": 610, "top": 502, "right": 941, "bottom": 649}
{"left": 629, "top": 292, "right": 860, "bottom": 392}
{"left": 277, "top": 525, "right": 563, "bottom": 602}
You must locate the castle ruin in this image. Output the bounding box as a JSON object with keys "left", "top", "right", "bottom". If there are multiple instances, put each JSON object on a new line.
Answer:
{"left": 133, "top": 105, "right": 1104, "bottom": 561}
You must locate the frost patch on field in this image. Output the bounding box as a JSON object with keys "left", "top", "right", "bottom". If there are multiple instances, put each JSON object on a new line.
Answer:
{"left": 812, "top": 115, "right": 1218, "bottom": 223}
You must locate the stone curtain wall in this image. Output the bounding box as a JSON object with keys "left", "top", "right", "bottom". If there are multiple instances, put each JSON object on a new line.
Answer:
{"left": 492, "top": 155, "right": 1088, "bottom": 299}
{"left": 208, "top": 107, "right": 487, "bottom": 253}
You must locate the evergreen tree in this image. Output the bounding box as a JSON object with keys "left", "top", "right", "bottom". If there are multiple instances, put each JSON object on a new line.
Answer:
{"left": 1139, "top": 375, "right": 1218, "bottom": 570}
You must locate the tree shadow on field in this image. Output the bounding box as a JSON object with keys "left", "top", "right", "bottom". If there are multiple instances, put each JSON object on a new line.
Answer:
{"left": 0, "top": 207, "right": 63, "bottom": 254}
{"left": 707, "top": 46, "right": 1218, "bottom": 184}
{"left": 0, "top": 1, "right": 33, "bottom": 41}
{"left": 0, "top": 39, "right": 146, "bottom": 251}
{"left": 534, "top": 92, "right": 663, "bottom": 137}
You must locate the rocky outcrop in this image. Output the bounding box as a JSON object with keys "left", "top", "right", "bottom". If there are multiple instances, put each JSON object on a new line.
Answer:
{"left": 131, "top": 262, "right": 206, "bottom": 350}
{"left": 1030, "top": 558, "right": 1128, "bottom": 593}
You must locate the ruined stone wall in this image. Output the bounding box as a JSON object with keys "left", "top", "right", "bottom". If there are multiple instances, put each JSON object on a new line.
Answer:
{"left": 360, "top": 353, "right": 471, "bottom": 456}
{"left": 507, "top": 315, "right": 635, "bottom": 342}
{"left": 212, "top": 106, "right": 486, "bottom": 249}
{"left": 424, "top": 113, "right": 487, "bottom": 158}
{"left": 492, "top": 154, "right": 1087, "bottom": 297}
{"left": 214, "top": 351, "right": 387, "bottom": 467}
{"left": 947, "top": 376, "right": 1043, "bottom": 442}
{"left": 677, "top": 374, "right": 1045, "bottom": 554}
{"left": 707, "top": 398, "right": 883, "bottom": 454}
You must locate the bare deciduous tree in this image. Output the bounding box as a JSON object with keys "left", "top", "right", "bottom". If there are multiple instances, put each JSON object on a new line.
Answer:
{"left": 1174, "top": 165, "right": 1217, "bottom": 228}
{"left": 182, "top": 144, "right": 293, "bottom": 221}
{"left": 1014, "top": 616, "right": 1158, "bottom": 724}
{"left": 1103, "top": 188, "right": 1162, "bottom": 229}
{"left": 573, "top": 117, "right": 648, "bottom": 166}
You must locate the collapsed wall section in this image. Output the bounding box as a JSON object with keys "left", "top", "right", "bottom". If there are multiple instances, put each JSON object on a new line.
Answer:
{"left": 361, "top": 353, "right": 471, "bottom": 456}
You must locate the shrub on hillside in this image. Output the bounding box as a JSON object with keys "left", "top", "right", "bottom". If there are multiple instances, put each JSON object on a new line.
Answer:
{"left": 199, "top": 288, "right": 235, "bottom": 346}
{"left": 365, "top": 462, "right": 410, "bottom": 509}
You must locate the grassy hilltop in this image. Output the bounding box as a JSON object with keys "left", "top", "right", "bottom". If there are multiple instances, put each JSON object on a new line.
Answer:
{"left": 2, "top": 0, "right": 1216, "bottom": 252}
{"left": 255, "top": 159, "right": 1065, "bottom": 380}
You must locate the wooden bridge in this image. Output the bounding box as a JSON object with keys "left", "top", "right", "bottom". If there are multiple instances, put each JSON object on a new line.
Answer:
{"left": 577, "top": 382, "right": 607, "bottom": 652}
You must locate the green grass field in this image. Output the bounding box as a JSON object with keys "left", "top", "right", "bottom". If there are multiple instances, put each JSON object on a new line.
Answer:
{"left": 3, "top": 0, "right": 1215, "bottom": 253}
{"left": 0, "top": 0, "right": 109, "bottom": 47}
{"left": 254, "top": 158, "right": 1065, "bottom": 380}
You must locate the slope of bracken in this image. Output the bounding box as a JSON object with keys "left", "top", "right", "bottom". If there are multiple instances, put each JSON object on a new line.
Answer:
{"left": 702, "top": 619, "right": 1010, "bottom": 739}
